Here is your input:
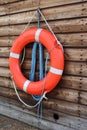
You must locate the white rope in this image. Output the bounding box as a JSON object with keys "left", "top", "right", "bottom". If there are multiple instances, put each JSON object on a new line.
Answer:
{"left": 11, "top": 51, "right": 49, "bottom": 109}
{"left": 38, "top": 9, "right": 63, "bottom": 51}
{"left": 21, "top": 11, "right": 37, "bottom": 33}
{"left": 11, "top": 76, "right": 47, "bottom": 109}
{"left": 18, "top": 11, "right": 37, "bottom": 66}
{"left": 20, "top": 48, "right": 25, "bottom": 66}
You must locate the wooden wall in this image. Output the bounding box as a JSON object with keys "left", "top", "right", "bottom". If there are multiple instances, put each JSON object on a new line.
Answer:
{"left": 0, "top": 0, "right": 87, "bottom": 130}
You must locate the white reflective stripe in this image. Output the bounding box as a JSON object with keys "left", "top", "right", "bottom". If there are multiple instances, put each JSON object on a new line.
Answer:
{"left": 35, "top": 29, "right": 42, "bottom": 42}
{"left": 23, "top": 80, "right": 31, "bottom": 92}
{"left": 50, "top": 67, "right": 63, "bottom": 75}
{"left": 10, "top": 52, "right": 20, "bottom": 59}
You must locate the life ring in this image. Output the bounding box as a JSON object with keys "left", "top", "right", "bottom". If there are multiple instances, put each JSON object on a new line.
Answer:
{"left": 9, "top": 28, "right": 64, "bottom": 96}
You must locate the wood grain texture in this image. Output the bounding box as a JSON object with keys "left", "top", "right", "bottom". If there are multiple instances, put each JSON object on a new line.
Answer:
{"left": 59, "top": 75, "right": 87, "bottom": 91}
{"left": 1, "top": 47, "right": 87, "bottom": 61}
{"left": 0, "top": 60, "right": 87, "bottom": 77}
{"left": 0, "top": 98, "right": 77, "bottom": 130}
{"left": 0, "top": 0, "right": 86, "bottom": 6}
{"left": 0, "top": 2, "right": 87, "bottom": 26}
{"left": 0, "top": 75, "right": 87, "bottom": 91}
{"left": 0, "top": 1, "right": 87, "bottom": 129}
{"left": 0, "top": 81, "right": 87, "bottom": 106}
{"left": 0, "top": 0, "right": 21, "bottom": 5}
{"left": 0, "top": 18, "right": 87, "bottom": 36}
{"left": 0, "top": 96, "right": 87, "bottom": 130}
{"left": 0, "top": 33, "right": 87, "bottom": 47}
{"left": 0, "top": 88, "right": 87, "bottom": 118}
{"left": 0, "top": 0, "right": 87, "bottom": 16}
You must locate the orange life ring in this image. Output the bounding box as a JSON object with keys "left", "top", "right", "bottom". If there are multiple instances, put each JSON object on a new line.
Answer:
{"left": 9, "top": 28, "right": 64, "bottom": 96}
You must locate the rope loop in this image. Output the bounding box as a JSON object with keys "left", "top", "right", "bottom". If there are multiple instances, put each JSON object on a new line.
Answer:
{"left": 11, "top": 76, "right": 47, "bottom": 109}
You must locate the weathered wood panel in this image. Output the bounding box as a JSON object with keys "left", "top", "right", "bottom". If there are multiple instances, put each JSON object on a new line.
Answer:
{"left": 64, "top": 61, "right": 87, "bottom": 77}
{"left": 0, "top": 0, "right": 21, "bottom": 5}
{"left": 0, "top": 58, "right": 9, "bottom": 67}
{"left": 0, "top": 75, "right": 87, "bottom": 91}
{"left": 0, "top": 0, "right": 87, "bottom": 17}
{"left": 18, "top": 61, "right": 87, "bottom": 77}
{"left": 0, "top": 88, "right": 87, "bottom": 119}
{"left": 0, "top": 68, "right": 10, "bottom": 77}
{"left": 0, "top": 97, "right": 80, "bottom": 130}
{"left": 0, "top": 36, "right": 16, "bottom": 47}
{"left": 0, "top": 82, "right": 87, "bottom": 106}
{"left": 0, "top": 0, "right": 87, "bottom": 130}
{"left": 44, "top": 99, "right": 87, "bottom": 118}
{"left": 0, "top": 77, "right": 12, "bottom": 88}
{"left": 59, "top": 76, "right": 87, "bottom": 91}
{"left": 0, "top": 96, "right": 87, "bottom": 130}
{"left": 0, "top": 33, "right": 87, "bottom": 47}
{"left": 58, "top": 33, "right": 87, "bottom": 47}
{"left": 0, "top": 18, "right": 87, "bottom": 37}
{"left": 64, "top": 48, "right": 87, "bottom": 61}
{"left": 0, "top": 60, "right": 87, "bottom": 77}
{"left": 0, "top": 2, "right": 87, "bottom": 26}
{"left": 1, "top": 47, "right": 87, "bottom": 62}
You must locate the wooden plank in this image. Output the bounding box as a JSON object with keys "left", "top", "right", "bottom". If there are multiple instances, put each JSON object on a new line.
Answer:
{"left": 40, "top": 0, "right": 87, "bottom": 8}
{"left": 0, "top": 75, "right": 87, "bottom": 91}
{"left": 0, "top": 77, "right": 12, "bottom": 88}
{"left": 0, "top": 18, "right": 87, "bottom": 36}
{"left": 0, "top": 58, "right": 86, "bottom": 78}
{"left": 80, "top": 92, "right": 87, "bottom": 105}
{"left": 12, "top": 47, "right": 87, "bottom": 63}
{"left": 0, "top": 33, "right": 87, "bottom": 47}
{"left": 29, "top": 48, "right": 87, "bottom": 62}
{"left": 49, "top": 88, "right": 87, "bottom": 105}
{"left": 1, "top": 47, "right": 87, "bottom": 62}
{"left": 64, "top": 61, "right": 87, "bottom": 77}
{"left": 0, "top": 10, "right": 37, "bottom": 25}
{"left": 0, "top": 36, "right": 16, "bottom": 47}
{"left": 58, "top": 33, "right": 87, "bottom": 47}
{"left": 64, "top": 48, "right": 87, "bottom": 61}
{"left": 0, "top": 0, "right": 21, "bottom": 5}
{"left": 0, "top": 0, "right": 87, "bottom": 17}
{"left": 40, "top": 2, "right": 87, "bottom": 20}
{"left": 23, "top": 61, "right": 86, "bottom": 77}
{"left": 0, "top": 1, "right": 87, "bottom": 26}
{"left": 49, "top": 88, "right": 79, "bottom": 103}
{"left": 59, "top": 75, "right": 87, "bottom": 91}
{"left": 0, "top": 0, "right": 86, "bottom": 7}
{"left": 0, "top": 59, "right": 87, "bottom": 77}
{"left": 79, "top": 104, "right": 87, "bottom": 118}
{"left": 0, "top": 47, "right": 10, "bottom": 57}
{"left": 21, "top": 61, "right": 87, "bottom": 78}
{"left": 43, "top": 99, "right": 87, "bottom": 118}
{"left": 0, "top": 58, "right": 9, "bottom": 67}
{"left": 0, "top": 67, "right": 10, "bottom": 77}
{"left": 43, "top": 109, "right": 87, "bottom": 130}
{"left": 0, "top": 84, "right": 87, "bottom": 106}
{"left": 0, "top": 96, "right": 87, "bottom": 130}
{"left": 0, "top": 88, "right": 87, "bottom": 119}
{"left": 0, "top": 80, "right": 80, "bottom": 104}
{"left": 0, "top": 100, "right": 76, "bottom": 130}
